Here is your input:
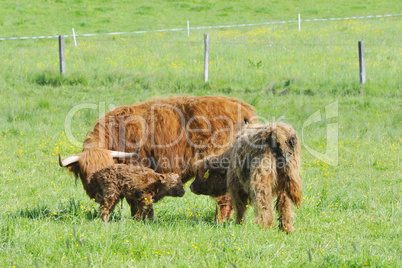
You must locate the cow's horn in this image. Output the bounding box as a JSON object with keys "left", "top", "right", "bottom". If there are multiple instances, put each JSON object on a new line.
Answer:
{"left": 110, "top": 145, "right": 140, "bottom": 159}
{"left": 59, "top": 153, "right": 80, "bottom": 167}
{"left": 110, "top": 151, "right": 138, "bottom": 158}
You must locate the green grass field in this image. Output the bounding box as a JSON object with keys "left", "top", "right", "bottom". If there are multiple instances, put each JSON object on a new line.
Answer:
{"left": 0, "top": 1, "right": 401, "bottom": 267}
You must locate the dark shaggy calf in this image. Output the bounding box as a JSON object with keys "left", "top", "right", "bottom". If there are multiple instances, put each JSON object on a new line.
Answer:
{"left": 59, "top": 148, "right": 184, "bottom": 224}
{"left": 89, "top": 164, "right": 185, "bottom": 224}
{"left": 191, "top": 150, "right": 234, "bottom": 223}
{"left": 191, "top": 122, "right": 302, "bottom": 233}
{"left": 59, "top": 148, "right": 138, "bottom": 202}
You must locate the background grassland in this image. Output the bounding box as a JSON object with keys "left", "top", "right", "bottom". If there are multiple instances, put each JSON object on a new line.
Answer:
{"left": 0, "top": 0, "right": 401, "bottom": 267}
{"left": 1, "top": 0, "right": 400, "bottom": 37}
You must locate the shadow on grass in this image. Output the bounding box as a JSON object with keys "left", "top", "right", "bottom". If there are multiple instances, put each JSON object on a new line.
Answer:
{"left": 153, "top": 206, "right": 232, "bottom": 228}
{"left": 30, "top": 72, "right": 88, "bottom": 87}
{"left": 11, "top": 197, "right": 122, "bottom": 223}
{"left": 11, "top": 197, "right": 230, "bottom": 227}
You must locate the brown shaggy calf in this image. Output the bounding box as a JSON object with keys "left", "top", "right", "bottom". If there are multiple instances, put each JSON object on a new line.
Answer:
{"left": 89, "top": 165, "right": 184, "bottom": 224}
{"left": 190, "top": 122, "right": 302, "bottom": 233}
{"left": 63, "top": 95, "right": 257, "bottom": 223}
{"left": 59, "top": 148, "right": 138, "bottom": 200}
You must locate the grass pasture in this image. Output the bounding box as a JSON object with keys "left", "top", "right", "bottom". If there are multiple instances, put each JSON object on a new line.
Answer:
{"left": 0, "top": 1, "right": 401, "bottom": 267}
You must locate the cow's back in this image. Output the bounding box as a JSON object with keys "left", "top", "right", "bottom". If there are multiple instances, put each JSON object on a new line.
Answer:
{"left": 83, "top": 96, "right": 257, "bottom": 182}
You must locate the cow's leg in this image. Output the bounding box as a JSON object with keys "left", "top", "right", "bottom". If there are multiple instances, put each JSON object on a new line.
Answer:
{"left": 215, "top": 195, "right": 234, "bottom": 224}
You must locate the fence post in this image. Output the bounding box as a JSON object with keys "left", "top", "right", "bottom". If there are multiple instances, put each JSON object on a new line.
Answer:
{"left": 204, "top": 33, "right": 209, "bottom": 82}
{"left": 187, "top": 20, "right": 190, "bottom": 36}
{"left": 72, "top": 28, "right": 77, "bottom": 47}
{"left": 59, "top": 35, "right": 65, "bottom": 74}
{"left": 358, "top": 41, "right": 366, "bottom": 84}
{"left": 298, "top": 14, "right": 301, "bottom": 31}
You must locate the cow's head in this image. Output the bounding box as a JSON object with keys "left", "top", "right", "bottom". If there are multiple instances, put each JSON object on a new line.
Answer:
{"left": 59, "top": 147, "right": 139, "bottom": 182}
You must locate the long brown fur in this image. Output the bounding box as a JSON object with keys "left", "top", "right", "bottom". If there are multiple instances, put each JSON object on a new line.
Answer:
{"left": 83, "top": 95, "right": 257, "bottom": 180}
{"left": 68, "top": 96, "right": 257, "bottom": 223}
{"left": 190, "top": 122, "right": 302, "bottom": 233}
{"left": 88, "top": 164, "right": 185, "bottom": 224}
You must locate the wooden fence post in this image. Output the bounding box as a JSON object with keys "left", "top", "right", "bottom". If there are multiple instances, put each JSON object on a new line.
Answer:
{"left": 59, "top": 35, "right": 65, "bottom": 74}
{"left": 204, "top": 33, "right": 209, "bottom": 82}
{"left": 358, "top": 41, "right": 366, "bottom": 84}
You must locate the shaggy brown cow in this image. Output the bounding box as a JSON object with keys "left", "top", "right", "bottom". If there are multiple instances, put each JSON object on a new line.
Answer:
{"left": 89, "top": 164, "right": 184, "bottom": 224}
{"left": 190, "top": 122, "right": 302, "bottom": 233}
{"left": 63, "top": 95, "right": 257, "bottom": 223}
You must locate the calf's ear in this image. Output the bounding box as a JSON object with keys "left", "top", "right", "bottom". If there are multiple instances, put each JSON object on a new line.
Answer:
{"left": 156, "top": 174, "right": 167, "bottom": 184}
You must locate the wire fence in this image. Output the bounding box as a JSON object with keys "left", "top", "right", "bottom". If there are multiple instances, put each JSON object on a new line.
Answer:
{"left": 0, "top": 13, "right": 401, "bottom": 41}
{"left": 0, "top": 12, "right": 399, "bottom": 92}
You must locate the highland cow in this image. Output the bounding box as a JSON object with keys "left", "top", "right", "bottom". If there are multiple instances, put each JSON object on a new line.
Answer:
{"left": 63, "top": 95, "right": 257, "bottom": 223}
{"left": 191, "top": 122, "right": 302, "bottom": 233}
{"left": 89, "top": 165, "right": 184, "bottom": 224}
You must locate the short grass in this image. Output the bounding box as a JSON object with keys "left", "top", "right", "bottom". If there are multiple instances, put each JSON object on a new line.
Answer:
{"left": 0, "top": 0, "right": 401, "bottom": 267}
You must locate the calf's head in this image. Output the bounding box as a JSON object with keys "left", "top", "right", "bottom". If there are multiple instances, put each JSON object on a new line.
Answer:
{"left": 163, "top": 173, "right": 185, "bottom": 197}
{"left": 190, "top": 155, "right": 228, "bottom": 197}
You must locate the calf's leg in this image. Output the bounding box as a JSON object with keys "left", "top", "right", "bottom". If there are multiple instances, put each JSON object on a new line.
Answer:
{"left": 142, "top": 204, "right": 154, "bottom": 221}
{"left": 276, "top": 190, "right": 295, "bottom": 233}
{"left": 138, "top": 195, "right": 155, "bottom": 221}
{"left": 229, "top": 187, "right": 249, "bottom": 225}
{"left": 251, "top": 170, "right": 275, "bottom": 229}
{"left": 126, "top": 198, "right": 140, "bottom": 221}
{"left": 99, "top": 198, "right": 119, "bottom": 225}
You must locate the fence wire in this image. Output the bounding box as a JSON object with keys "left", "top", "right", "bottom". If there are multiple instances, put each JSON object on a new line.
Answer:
{"left": 1, "top": 13, "right": 400, "bottom": 41}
